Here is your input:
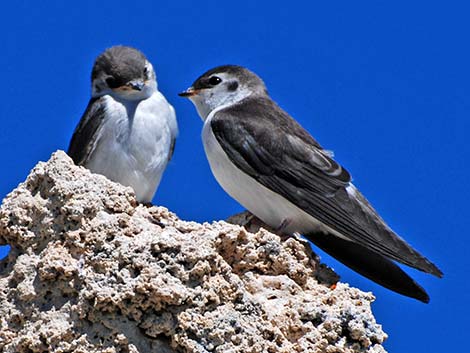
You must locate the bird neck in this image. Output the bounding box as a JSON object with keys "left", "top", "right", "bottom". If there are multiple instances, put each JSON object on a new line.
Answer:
{"left": 192, "top": 87, "right": 255, "bottom": 121}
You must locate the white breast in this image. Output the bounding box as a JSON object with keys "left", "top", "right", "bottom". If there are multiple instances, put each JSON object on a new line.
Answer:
{"left": 87, "top": 92, "right": 177, "bottom": 202}
{"left": 202, "top": 111, "right": 340, "bottom": 237}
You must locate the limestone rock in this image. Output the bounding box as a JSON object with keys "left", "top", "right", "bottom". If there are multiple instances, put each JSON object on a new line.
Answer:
{"left": 0, "top": 151, "right": 387, "bottom": 353}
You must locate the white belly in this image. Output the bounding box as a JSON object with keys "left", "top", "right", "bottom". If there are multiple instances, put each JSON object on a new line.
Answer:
{"left": 202, "top": 117, "right": 336, "bottom": 236}
{"left": 87, "top": 92, "right": 177, "bottom": 202}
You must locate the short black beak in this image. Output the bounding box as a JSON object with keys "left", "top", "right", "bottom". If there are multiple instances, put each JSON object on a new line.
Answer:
{"left": 178, "top": 88, "right": 197, "bottom": 97}
{"left": 130, "top": 81, "right": 145, "bottom": 91}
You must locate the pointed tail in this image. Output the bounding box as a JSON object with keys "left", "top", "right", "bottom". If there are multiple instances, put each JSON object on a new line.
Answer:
{"left": 306, "top": 232, "right": 430, "bottom": 303}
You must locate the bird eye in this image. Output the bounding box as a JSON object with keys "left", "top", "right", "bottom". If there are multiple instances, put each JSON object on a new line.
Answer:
{"left": 208, "top": 76, "right": 222, "bottom": 85}
{"left": 105, "top": 77, "right": 119, "bottom": 88}
{"left": 143, "top": 67, "right": 149, "bottom": 77}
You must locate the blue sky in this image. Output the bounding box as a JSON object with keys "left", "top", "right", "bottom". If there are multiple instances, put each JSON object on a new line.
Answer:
{"left": 1, "top": 1, "right": 468, "bottom": 351}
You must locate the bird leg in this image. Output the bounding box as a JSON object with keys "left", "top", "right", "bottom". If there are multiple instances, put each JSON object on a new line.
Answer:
{"left": 276, "top": 218, "right": 292, "bottom": 233}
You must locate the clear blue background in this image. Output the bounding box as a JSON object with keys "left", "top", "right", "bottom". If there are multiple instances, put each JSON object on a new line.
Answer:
{"left": 1, "top": 1, "right": 468, "bottom": 351}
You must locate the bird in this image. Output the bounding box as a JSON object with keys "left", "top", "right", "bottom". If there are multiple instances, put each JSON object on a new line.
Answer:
{"left": 68, "top": 45, "right": 178, "bottom": 203}
{"left": 179, "top": 65, "right": 442, "bottom": 303}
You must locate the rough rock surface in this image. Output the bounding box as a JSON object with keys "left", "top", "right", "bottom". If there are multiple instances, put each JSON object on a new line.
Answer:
{"left": 0, "top": 151, "right": 387, "bottom": 353}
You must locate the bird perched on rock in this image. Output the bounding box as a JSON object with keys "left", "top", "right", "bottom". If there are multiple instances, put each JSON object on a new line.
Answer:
{"left": 179, "top": 65, "right": 442, "bottom": 302}
{"left": 68, "top": 45, "right": 178, "bottom": 203}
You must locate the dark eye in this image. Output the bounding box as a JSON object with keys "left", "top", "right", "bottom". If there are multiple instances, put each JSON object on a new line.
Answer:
{"left": 208, "top": 76, "right": 222, "bottom": 85}
{"left": 105, "top": 77, "right": 119, "bottom": 88}
{"left": 143, "top": 67, "right": 149, "bottom": 76}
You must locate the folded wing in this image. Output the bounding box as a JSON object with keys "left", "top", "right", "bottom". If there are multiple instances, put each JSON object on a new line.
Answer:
{"left": 211, "top": 96, "right": 442, "bottom": 277}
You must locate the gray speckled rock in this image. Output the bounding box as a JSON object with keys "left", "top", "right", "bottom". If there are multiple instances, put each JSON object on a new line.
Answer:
{"left": 0, "top": 151, "right": 387, "bottom": 353}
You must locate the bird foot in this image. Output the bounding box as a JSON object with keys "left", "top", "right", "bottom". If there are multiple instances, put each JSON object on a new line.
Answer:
{"left": 276, "top": 218, "right": 292, "bottom": 233}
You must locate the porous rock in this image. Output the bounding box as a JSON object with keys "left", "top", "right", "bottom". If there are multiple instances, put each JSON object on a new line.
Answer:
{"left": 0, "top": 151, "right": 387, "bottom": 353}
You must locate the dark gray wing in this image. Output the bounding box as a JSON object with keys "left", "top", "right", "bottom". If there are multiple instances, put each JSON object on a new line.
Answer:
{"left": 67, "top": 97, "right": 107, "bottom": 165}
{"left": 309, "top": 230, "right": 430, "bottom": 302}
{"left": 168, "top": 137, "right": 176, "bottom": 162}
{"left": 167, "top": 105, "right": 178, "bottom": 162}
{"left": 211, "top": 96, "right": 442, "bottom": 277}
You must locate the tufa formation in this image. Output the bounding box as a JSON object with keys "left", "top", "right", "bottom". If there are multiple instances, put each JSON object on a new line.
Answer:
{"left": 0, "top": 151, "right": 387, "bottom": 353}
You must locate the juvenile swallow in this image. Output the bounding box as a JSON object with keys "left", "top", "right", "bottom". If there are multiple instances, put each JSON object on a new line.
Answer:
{"left": 68, "top": 45, "right": 178, "bottom": 203}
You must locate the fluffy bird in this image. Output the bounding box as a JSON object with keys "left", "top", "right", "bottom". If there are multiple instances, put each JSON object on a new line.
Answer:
{"left": 68, "top": 46, "right": 178, "bottom": 203}
{"left": 179, "top": 65, "right": 442, "bottom": 302}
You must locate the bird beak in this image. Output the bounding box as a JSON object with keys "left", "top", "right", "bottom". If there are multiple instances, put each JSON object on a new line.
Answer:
{"left": 178, "top": 87, "right": 198, "bottom": 97}
{"left": 129, "top": 80, "right": 145, "bottom": 91}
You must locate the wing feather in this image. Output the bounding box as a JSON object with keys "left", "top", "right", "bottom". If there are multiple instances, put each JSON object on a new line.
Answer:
{"left": 67, "top": 97, "right": 107, "bottom": 165}
{"left": 211, "top": 96, "right": 442, "bottom": 277}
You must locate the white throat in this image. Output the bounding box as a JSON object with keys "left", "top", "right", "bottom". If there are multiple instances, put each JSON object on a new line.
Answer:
{"left": 189, "top": 86, "right": 253, "bottom": 121}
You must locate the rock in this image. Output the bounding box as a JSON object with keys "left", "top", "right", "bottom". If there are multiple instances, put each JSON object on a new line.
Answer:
{"left": 0, "top": 151, "right": 387, "bottom": 353}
